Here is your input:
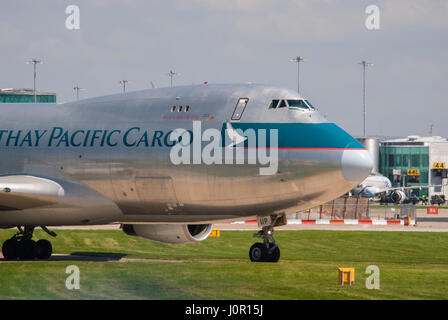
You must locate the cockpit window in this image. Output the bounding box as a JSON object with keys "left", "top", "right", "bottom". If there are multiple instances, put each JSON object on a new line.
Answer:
{"left": 287, "top": 99, "right": 309, "bottom": 110}
{"left": 268, "top": 99, "right": 315, "bottom": 111}
{"left": 268, "top": 99, "right": 279, "bottom": 109}
{"left": 305, "top": 100, "right": 315, "bottom": 110}
{"left": 278, "top": 100, "right": 287, "bottom": 108}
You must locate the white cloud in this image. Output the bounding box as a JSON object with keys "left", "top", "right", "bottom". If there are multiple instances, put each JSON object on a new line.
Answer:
{"left": 380, "top": 0, "right": 448, "bottom": 30}
{"left": 228, "top": 2, "right": 362, "bottom": 42}
{"left": 187, "top": 0, "right": 276, "bottom": 12}
{"left": 0, "top": 21, "right": 23, "bottom": 46}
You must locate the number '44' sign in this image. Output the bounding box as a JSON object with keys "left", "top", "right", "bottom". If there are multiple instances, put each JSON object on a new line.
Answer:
{"left": 407, "top": 169, "right": 420, "bottom": 176}
{"left": 433, "top": 162, "right": 446, "bottom": 169}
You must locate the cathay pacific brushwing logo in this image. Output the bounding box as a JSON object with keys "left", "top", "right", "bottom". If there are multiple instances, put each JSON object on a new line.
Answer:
{"left": 169, "top": 121, "right": 278, "bottom": 175}
{"left": 225, "top": 122, "right": 248, "bottom": 148}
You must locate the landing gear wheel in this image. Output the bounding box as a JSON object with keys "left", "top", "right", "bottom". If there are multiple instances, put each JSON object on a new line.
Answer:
{"left": 19, "top": 240, "right": 36, "bottom": 260}
{"left": 249, "top": 215, "right": 286, "bottom": 263}
{"left": 249, "top": 243, "right": 267, "bottom": 262}
{"left": 265, "top": 243, "right": 280, "bottom": 263}
{"left": 35, "top": 239, "right": 52, "bottom": 259}
{"left": 2, "top": 238, "right": 19, "bottom": 260}
{"left": 1, "top": 226, "right": 56, "bottom": 261}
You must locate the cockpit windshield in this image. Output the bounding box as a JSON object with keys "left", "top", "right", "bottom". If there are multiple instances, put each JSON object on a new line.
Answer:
{"left": 268, "top": 99, "right": 279, "bottom": 109}
{"left": 305, "top": 100, "right": 316, "bottom": 110}
{"left": 268, "top": 99, "right": 315, "bottom": 111}
{"left": 287, "top": 99, "right": 309, "bottom": 110}
{"left": 278, "top": 100, "right": 287, "bottom": 108}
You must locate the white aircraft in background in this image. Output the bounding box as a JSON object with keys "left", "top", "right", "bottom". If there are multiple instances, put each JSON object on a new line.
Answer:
{"left": 351, "top": 173, "right": 430, "bottom": 203}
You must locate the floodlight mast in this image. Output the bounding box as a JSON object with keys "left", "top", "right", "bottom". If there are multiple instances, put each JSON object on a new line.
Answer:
{"left": 119, "top": 80, "right": 129, "bottom": 93}
{"left": 358, "top": 60, "right": 373, "bottom": 138}
{"left": 26, "top": 59, "right": 42, "bottom": 103}
{"left": 290, "top": 56, "right": 305, "bottom": 94}
{"left": 73, "top": 85, "right": 83, "bottom": 100}
{"left": 167, "top": 70, "right": 179, "bottom": 88}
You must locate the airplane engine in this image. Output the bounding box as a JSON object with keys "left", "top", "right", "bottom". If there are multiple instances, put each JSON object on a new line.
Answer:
{"left": 121, "top": 223, "right": 213, "bottom": 244}
{"left": 390, "top": 190, "right": 406, "bottom": 203}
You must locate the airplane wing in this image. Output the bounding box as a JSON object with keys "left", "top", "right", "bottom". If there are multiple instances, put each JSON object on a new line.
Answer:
{"left": 0, "top": 175, "right": 64, "bottom": 210}
{"left": 375, "top": 184, "right": 443, "bottom": 196}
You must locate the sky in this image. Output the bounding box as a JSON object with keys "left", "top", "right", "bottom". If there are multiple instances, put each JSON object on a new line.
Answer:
{"left": 0, "top": 0, "right": 447, "bottom": 138}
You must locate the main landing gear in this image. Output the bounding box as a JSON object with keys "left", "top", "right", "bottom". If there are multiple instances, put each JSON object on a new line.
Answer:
{"left": 2, "top": 226, "right": 56, "bottom": 260}
{"left": 249, "top": 215, "right": 286, "bottom": 263}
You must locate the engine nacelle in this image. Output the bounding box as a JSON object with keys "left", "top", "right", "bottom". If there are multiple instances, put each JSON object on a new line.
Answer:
{"left": 390, "top": 190, "right": 406, "bottom": 203}
{"left": 122, "top": 223, "right": 213, "bottom": 244}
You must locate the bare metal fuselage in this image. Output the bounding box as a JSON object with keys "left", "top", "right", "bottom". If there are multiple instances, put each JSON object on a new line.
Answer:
{"left": 0, "top": 84, "right": 371, "bottom": 226}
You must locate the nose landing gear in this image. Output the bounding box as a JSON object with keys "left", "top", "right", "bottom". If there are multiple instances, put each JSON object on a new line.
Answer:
{"left": 1, "top": 226, "right": 56, "bottom": 260}
{"left": 249, "top": 226, "right": 280, "bottom": 262}
{"left": 249, "top": 215, "right": 286, "bottom": 263}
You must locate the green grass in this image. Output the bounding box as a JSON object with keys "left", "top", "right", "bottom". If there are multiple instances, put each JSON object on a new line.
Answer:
{"left": 1, "top": 229, "right": 448, "bottom": 299}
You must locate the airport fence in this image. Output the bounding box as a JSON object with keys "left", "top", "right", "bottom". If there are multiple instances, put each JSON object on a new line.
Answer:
{"left": 289, "top": 197, "right": 416, "bottom": 222}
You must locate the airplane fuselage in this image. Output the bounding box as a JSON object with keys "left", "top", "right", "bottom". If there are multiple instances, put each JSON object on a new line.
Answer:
{"left": 0, "top": 84, "right": 372, "bottom": 226}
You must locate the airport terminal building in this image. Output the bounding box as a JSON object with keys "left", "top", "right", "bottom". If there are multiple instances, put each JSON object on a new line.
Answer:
{"left": 0, "top": 88, "right": 56, "bottom": 103}
{"left": 379, "top": 136, "right": 448, "bottom": 199}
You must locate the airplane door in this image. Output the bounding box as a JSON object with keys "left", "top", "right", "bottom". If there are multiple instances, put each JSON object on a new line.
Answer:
{"left": 231, "top": 98, "right": 249, "bottom": 121}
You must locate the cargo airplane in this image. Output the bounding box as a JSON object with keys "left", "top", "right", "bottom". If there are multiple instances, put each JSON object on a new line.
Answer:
{"left": 0, "top": 84, "right": 372, "bottom": 262}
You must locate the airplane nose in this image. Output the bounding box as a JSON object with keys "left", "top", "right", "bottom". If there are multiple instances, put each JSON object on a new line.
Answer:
{"left": 341, "top": 149, "right": 373, "bottom": 186}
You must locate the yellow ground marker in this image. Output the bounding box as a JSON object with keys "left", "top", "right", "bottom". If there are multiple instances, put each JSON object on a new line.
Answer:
{"left": 338, "top": 268, "right": 355, "bottom": 286}
{"left": 208, "top": 228, "right": 220, "bottom": 238}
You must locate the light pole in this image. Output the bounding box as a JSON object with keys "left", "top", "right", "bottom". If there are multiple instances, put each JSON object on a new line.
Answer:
{"left": 119, "top": 80, "right": 129, "bottom": 93}
{"left": 167, "top": 70, "right": 179, "bottom": 88}
{"left": 26, "top": 59, "right": 42, "bottom": 103}
{"left": 73, "top": 85, "right": 83, "bottom": 100}
{"left": 358, "top": 60, "right": 373, "bottom": 138}
{"left": 290, "top": 56, "right": 305, "bottom": 94}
